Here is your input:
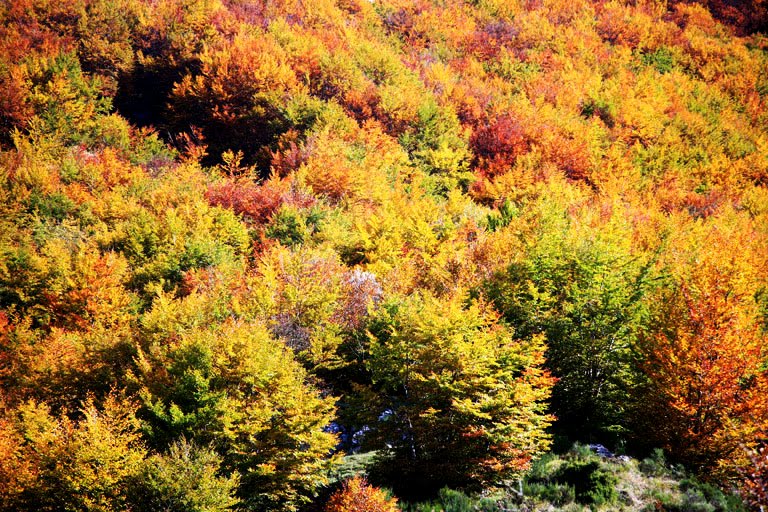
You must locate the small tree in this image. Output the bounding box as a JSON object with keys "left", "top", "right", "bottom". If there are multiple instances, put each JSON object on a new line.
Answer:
{"left": 325, "top": 476, "right": 399, "bottom": 512}
{"left": 128, "top": 439, "right": 239, "bottom": 512}
{"left": 326, "top": 476, "right": 398, "bottom": 512}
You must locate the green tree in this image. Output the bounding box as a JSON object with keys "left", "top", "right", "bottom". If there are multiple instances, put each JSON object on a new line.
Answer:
{"left": 485, "top": 203, "right": 655, "bottom": 444}
{"left": 134, "top": 301, "right": 338, "bottom": 511}
{"left": 128, "top": 438, "right": 240, "bottom": 512}
{"left": 364, "top": 291, "right": 554, "bottom": 495}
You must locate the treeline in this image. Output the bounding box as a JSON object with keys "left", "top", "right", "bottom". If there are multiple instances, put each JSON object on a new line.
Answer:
{"left": 0, "top": 0, "right": 767, "bottom": 510}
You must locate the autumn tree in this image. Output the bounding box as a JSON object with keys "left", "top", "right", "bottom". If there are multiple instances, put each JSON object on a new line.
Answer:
{"left": 470, "top": 114, "right": 530, "bottom": 179}
{"left": 637, "top": 274, "right": 768, "bottom": 476}
{"left": 325, "top": 476, "right": 398, "bottom": 512}
{"left": 0, "top": 395, "right": 146, "bottom": 512}
{"left": 364, "top": 291, "right": 554, "bottom": 495}
{"left": 167, "top": 29, "right": 299, "bottom": 167}
{"left": 134, "top": 298, "right": 338, "bottom": 511}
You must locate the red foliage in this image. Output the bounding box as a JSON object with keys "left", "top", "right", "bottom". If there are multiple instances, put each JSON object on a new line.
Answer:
{"left": 683, "top": 189, "right": 726, "bottom": 219}
{"left": 382, "top": 3, "right": 429, "bottom": 44}
{"left": 464, "top": 21, "right": 518, "bottom": 61}
{"left": 0, "top": 68, "right": 33, "bottom": 137}
{"left": 670, "top": 0, "right": 768, "bottom": 35}
{"left": 344, "top": 83, "right": 381, "bottom": 123}
{"left": 206, "top": 178, "right": 289, "bottom": 225}
{"left": 470, "top": 115, "right": 530, "bottom": 177}
{"left": 595, "top": 2, "right": 643, "bottom": 48}
{"left": 270, "top": 130, "right": 313, "bottom": 177}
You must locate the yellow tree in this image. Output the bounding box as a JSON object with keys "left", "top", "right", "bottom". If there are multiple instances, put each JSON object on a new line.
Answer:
{"left": 134, "top": 300, "right": 339, "bottom": 511}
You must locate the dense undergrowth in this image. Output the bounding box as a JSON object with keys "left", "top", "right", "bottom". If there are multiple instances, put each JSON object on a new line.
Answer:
{"left": 394, "top": 445, "right": 747, "bottom": 511}
{"left": 1, "top": 0, "right": 767, "bottom": 510}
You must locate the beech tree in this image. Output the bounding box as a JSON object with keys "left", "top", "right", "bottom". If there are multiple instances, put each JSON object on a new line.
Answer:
{"left": 364, "top": 291, "right": 554, "bottom": 494}
{"left": 0, "top": 395, "right": 146, "bottom": 512}
{"left": 134, "top": 303, "right": 338, "bottom": 511}
{"left": 638, "top": 274, "right": 768, "bottom": 476}
{"left": 484, "top": 199, "right": 655, "bottom": 445}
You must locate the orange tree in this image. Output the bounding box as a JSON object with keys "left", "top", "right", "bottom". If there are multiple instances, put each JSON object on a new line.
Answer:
{"left": 636, "top": 217, "right": 768, "bottom": 477}
{"left": 638, "top": 276, "right": 768, "bottom": 476}
{"left": 325, "top": 476, "right": 398, "bottom": 512}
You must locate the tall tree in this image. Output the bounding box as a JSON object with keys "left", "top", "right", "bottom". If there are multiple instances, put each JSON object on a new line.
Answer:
{"left": 485, "top": 200, "right": 655, "bottom": 445}
{"left": 638, "top": 275, "right": 768, "bottom": 476}
{"left": 364, "top": 291, "right": 554, "bottom": 495}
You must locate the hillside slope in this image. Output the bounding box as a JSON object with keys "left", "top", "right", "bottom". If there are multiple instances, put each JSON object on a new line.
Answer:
{"left": 0, "top": 0, "right": 767, "bottom": 510}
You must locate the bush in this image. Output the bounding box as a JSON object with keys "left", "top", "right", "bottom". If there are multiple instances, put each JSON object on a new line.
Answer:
{"left": 128, "top": 439, "right": 240, "bottom": 512}
{"left": 557, "top": 460, "right": 618, "bottom": 506}
{"left": 400, "top": 488, "right": 500, "bottom": 512}
{"left": 523, "top": 481, "right": 576, "bottom": 506}
{"left": 326, "top": 476, "right": 398, "bottom": 512}
{"left": 525, "top": 447, "right": 618, "bottom": 507}
{"left": 639, "top": 448, "right": 668, "bottom": 476}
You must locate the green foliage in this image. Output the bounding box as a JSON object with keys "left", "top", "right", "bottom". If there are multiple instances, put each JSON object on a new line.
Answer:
{"left": 365, "top": 292, "right": 554, "bottom": 494}
{"left": 642, "top": 477, "right": 747, "bottom": 512}
{"left": 523, "top": 446, "right": 618, "bottom": 507}
{"left": 484, "top": 199, "right": 518, "bottom": 232}
{"left": 401, "top": 488, "right": 500, "bottom": 512}
{"left": 128, "top": 439, "right": 240, "bottom": 512}
{"left": 266, "top": 204, "right": 324, "bottom": 247}
{"left": 557, "top": 460, "right": 619, "bottom": 505}
{"left": 639, "top": 448, "right": 669, "bottom": 477}
{"left": 484, "top": 200, "right": 656, "bottom": 443}
{"left": 134, "top": 312, "right": 339, "bottom": 511}
{"left": 328, "top": 451, "right": 379, "bottom": 485}
{"left": 641, "top": 47, "right": 677, "bottom": 74}
{"left": 400, "top": 99, "right": 472, "bottom": 193}
{"left": 24, "top": 52, "right": 112, "bottom": 146}
{"left": 24, "top": 190, "right": 76, "bottom": 221}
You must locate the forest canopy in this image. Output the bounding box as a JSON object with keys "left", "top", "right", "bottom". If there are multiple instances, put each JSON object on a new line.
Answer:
{"left": 0, "top": 0, "right": 767, "bottom": 510}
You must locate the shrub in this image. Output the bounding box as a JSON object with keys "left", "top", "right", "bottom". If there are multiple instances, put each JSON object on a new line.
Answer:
{"left": 326, "top": 476, "right": 398, "bottom": 512}
{"left": 556, "top": 460, "right": 618, "bottom": 506}
{"left": 523, "top": 481, "right": 576, "bottom": 506}
{"left": 400, "top": 488, "right": 500, "bottom": 512}
{"left": 639, "top": 448, "right": 668, "bottom": 477}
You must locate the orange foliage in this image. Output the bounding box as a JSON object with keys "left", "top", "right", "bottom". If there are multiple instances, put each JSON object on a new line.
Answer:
{"left": 325, "top": 476, "right": 398, "bottom": 512}
{"left": 640, "top": 276, "right": 768, "bottom": 475}
{"left": 0, "top": 414, "right": 37, "bottom": 505}
{"left": 1, "top": 0, "right": 768, "bottom": 505}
